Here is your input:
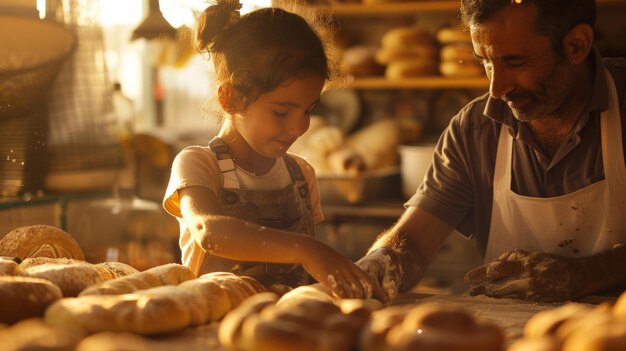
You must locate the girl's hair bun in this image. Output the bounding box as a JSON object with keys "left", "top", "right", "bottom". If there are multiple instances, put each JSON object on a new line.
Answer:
{"left": 196, "top": 0, "right": 243, "bottom": 53}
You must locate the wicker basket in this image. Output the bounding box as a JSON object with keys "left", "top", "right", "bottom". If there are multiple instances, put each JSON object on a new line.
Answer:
{"left": 0, "top": 16, "right": 77, "bottom": 197}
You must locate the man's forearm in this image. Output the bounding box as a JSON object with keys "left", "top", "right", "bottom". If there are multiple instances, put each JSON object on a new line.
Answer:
{"left": 576, "top": 244, "right": 626, "bottom": 296}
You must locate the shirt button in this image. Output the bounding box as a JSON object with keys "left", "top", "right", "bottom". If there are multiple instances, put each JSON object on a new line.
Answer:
{"left": 298, "top": 186, "right": 308, "bottom": 197}
{"left": 225, "top": 191, "right": 238, "bottom": 204}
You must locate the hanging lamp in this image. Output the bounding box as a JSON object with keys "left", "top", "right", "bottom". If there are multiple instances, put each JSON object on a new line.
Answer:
{"left": 130, "top": 0, "right": 176, "bottom": 41}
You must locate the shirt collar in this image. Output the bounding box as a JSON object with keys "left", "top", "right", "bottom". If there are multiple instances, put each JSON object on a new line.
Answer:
{"left": 483, "top": 47, "right": 608, "bottom": 133}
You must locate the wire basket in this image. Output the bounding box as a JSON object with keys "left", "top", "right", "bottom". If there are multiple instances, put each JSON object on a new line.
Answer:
{"left": 0, "top": 16, "right": 77, "bottom": 197}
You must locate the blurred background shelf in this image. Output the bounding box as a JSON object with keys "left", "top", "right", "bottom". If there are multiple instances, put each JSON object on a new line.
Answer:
{"left": 315, "top": 0, "right": 626, "bottom": 16}
{"left": 348, "top": 76, "right": 489, "bottom": 89}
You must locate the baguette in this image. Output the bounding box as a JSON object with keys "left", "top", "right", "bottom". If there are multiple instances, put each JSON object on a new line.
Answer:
{"left": 79, "top": 263, "right": 195, "bottom": 296}
{"left": 46, "top": 272, "right": 266, "bottom": 336}
{"left": 45, "top": 291, "right": 192, "bottom": 336}
{"left": 0, "top": 276, "right": 63, "bottom": 324}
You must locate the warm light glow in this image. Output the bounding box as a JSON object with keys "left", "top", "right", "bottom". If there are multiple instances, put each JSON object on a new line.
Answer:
{"left": 36, "top": 0, "right": 46, "bottom": 19}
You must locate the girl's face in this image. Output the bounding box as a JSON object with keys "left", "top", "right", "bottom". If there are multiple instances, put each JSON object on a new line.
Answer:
{"left": 234, "top": 73, "right": 325, "bottom": 159}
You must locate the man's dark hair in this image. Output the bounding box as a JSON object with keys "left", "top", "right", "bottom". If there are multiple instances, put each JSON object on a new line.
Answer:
{"left": 459, "top": 0, "right": 596, "bottom": 56}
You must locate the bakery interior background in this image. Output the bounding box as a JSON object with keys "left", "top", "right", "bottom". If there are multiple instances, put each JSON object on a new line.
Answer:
{"left": 2, "top": 0, "right": 626, "bottom": 291}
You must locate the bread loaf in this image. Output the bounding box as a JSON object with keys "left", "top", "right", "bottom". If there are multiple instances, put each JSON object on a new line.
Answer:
{"left": 0, "top": 225, "right": 84, "bottom": 260}
{"left": 360, "top": 302, "right": 504, "bottom": 351}
{"left": 0, "top": 276, "right": 63, "bottom": 324}
{"left": 0, "top": 259, "right": 17, "bottom": 276}
{"left": 439, "top": 44, "right": 476, "bottom": 63}
{"left": 375, "top": 46, "right": 437, "bottom": 65}
{"left": 46, "top": 272, "right": 266, "bottom": 336}
{"left": 614, "top": 289, "right": 626, "bottom": 316}
{"left": 0, "top": 318, "right": 78, "bottom": 350}
{"left": 381, "top": 27, "right": 434, "bottom": 48}
{"left": 94, "top": 261, "right": 139, "bottom": 279}
{"left": 219, "top": 284, "right": 377, "bottom": 351}
{"left": 16, "top": 257, "right": 139, "bottom": 296}
{"left": 523, "top": 303, "right": 593, "bottom": 338}
{"left": 79, "top": 263, "right": 195, "bottom": 296}
{"left": 436, "top": 26, "right": 472, "bottom": 45}
{"left": 385, "top": 60, "right": 438, "bottom": 79}
{"left": 45, "top": 291, "right": 192, "bottom": 336}
{"left": 439, "top": 61, "right": 484, "bottom": 78}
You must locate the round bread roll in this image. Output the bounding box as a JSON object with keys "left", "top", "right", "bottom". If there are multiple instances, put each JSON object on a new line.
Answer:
{"left": 440, "top": 44, "right": 476, "bottom": 63}
{"left": 524, "top": 303, "right": 593, "bottom": 338}
{"left": 359, "top": 305, "right": 413, "bottom": 351}
{"left": 562, "top": 322, "right": 626, "bottom": 351}
{"left": 507, "top": 336, "right": 562, "bottom": 351}
{"left": 382, "top": 27, "right": 434, "bottom": 48}
{"left": 386, "top": 59, "right": 438, "bottom": 79}
{"left": 375, "top": 46, "right": 438, "bottom": 65}
{"left": 436, "top": 26, "right": 472, "bottom": 45}
{"left": 555, "top": 307, "right": 619, "bottom": 342}
{"left": 361, "top": 302, "right": 504, "bottom": 351}
{"left": 342, "top": 45, "right": 385, "bottom": 77}
{"left": 0, "top": 259, "right": 17, "bottom": 276}
{"left": 219, "top": 292, "right": 279, "bottom": 351}
{"left": 439, "top": 61, "right": 484, "bottom": 78}
{"left": 614, "top": 289, "right": 626, "bottom": 316}
{"left": 0, "top": 225, "right": 84, "bottom": 260}
{"left": 0, "top": 276, "right": 63, "bottom": 324}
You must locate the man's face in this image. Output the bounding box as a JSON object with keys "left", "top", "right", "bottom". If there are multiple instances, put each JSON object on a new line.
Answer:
{"left": 470, "top": 4, "right": 576, "bottom": 122}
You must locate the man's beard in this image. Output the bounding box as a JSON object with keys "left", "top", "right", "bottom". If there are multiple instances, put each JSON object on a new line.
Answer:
{"left": 505, "top": 60, "right": 575, "bottom": 123}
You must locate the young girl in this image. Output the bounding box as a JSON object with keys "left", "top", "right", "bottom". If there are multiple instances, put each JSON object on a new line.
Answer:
{"left": 163, "top": 0, "right": 374, "bottom": 299}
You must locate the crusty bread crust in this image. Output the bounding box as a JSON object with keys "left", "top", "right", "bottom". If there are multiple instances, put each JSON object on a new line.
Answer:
{"left": 0, "top": 225, "right": 84, "bottom": 260}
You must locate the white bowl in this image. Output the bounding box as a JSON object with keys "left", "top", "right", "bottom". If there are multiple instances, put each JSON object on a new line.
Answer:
{"left": 399, "top": 143, "right": 436, "bottom": 198}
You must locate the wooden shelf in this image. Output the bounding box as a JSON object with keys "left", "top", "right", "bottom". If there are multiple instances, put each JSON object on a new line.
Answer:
{"left": 314, "top": 1, "right": 460, "bottom": 16}
{"left": 346, "top": 76, "right": 489, "bottom": 90}
{"left": 315, "top": 0, "right": 626, "bottom": 16}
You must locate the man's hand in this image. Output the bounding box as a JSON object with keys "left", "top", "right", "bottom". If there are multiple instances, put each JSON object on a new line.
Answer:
{"left": 464, "top": 249, "right": 585, "bottom": 302}
{"left": 355, "top": 247, "right": 404, "bottom": 304}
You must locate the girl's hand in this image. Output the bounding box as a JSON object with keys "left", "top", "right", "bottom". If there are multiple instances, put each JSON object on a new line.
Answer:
{"left": 299, "top": 239, "right": 379, "bottom": 300}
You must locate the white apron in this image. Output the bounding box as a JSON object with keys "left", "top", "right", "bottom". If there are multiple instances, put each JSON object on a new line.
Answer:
{"left": 484, "top": 68, "right": 626, "bottom": 263}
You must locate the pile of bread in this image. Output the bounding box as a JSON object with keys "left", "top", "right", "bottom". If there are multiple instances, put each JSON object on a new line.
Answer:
{"left": 375, "top": 26, "right": 439, "bottom": 80}
{"left": 360, "top": 25, "right": 484, "bottom": 80}
{"left": 14, "top": 223, "right": 626, "bottom": 351}
{"left": 436, "top": 26, "right": 484, "bottom": 78}
{"left": 508, "top": 292, "right": 626, "bottom": 351}
{"left": 0, "top": 224, "right": 267, "bottom": 350}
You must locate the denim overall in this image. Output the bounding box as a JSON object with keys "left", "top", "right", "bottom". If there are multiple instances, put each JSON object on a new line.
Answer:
{"left": 198, "top": 137, "right": 315, "bottom": 288}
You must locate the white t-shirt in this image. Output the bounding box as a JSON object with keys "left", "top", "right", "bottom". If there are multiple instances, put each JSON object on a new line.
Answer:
{"left": 162, "top": 146, "right": 324, "bottom": 273}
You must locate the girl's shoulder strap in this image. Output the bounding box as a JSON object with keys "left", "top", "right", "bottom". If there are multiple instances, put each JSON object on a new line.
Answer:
{"left": 208, "top": 136, "right": 240, "bottom": 188}
{"left": 282, "top": 153, "right": 305, "bottom": 183}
